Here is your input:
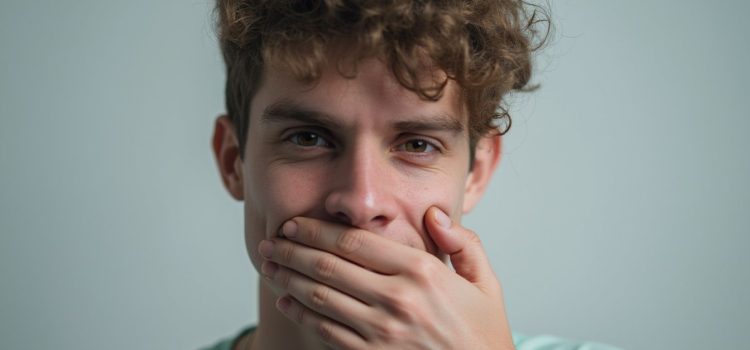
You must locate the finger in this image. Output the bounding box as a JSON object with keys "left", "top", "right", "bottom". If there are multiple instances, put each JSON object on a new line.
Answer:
{"left": 277, "top": 295, "right": 368, "bottom": 350}
{"left": 263, "top": 261, "right": 374, "bottom": 337}
{"left": 261, "top": 238, "right": 385, "bottom": 305}
{"left": 279, "top": 217, "right": 421, "bottom": 275}
{"left": 261, "top": 258, "right": 380, "bottom": 338}
{"left": 423, "top": 207, "right": 496, "bottom": 289}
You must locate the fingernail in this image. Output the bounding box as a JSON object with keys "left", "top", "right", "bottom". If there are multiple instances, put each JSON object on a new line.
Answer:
{"left": 258, "top": 240, "right": 274, "bottom": 258}
{"left": 282, "top": 220, "right": 298, "bottom": 238}
{"left": 434, "top": 209, "right": 452, "bottom": 229}
{"left": 277, "top": 296, "right": 291, "bottom": 312}
{"left": 261, "top": 261, "right": 278, "bottom": 278}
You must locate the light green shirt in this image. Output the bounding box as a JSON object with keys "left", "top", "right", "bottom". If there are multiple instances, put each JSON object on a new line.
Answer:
{"left": 200, "top": 326, "right": 623, "bottom": 350}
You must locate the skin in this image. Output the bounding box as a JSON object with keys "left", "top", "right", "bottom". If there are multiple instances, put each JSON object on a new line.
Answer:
{"left": 212, "top": 57, "right": 512, "bottom": 349}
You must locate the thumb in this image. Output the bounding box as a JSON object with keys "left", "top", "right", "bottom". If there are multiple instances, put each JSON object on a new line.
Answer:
{"left": 424, "top": 207, "right": 495, "bottom": 288}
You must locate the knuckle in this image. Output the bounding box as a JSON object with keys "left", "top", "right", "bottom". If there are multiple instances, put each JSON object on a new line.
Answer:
{"left": 313, "top": 256, "right": 337, "bottom": 281}
{"left": 379, "top": 286, "right": 418, "bottom": 320}
{"left": 374, "top": 319, "right": 405, "bottom": 342}
{"left": 466, "top": 229, "right": 482, "bottom": 244}
{"left": 277, "top": 269, "right": 293, "bottom": 289}
{"left": 336, "top": 229, "right": 364, "bottom": 254}
{"left": 294, "top": 303, "right": 306, "bottom": 324}
{"left": 305, "top": 220, "right": 323, "bottom": 243}
{"left": 389, "top": 292, "right": 419, "bottom": 322}
{"left": 279, "top": 241, "right": 295, "bottom": 264}
{"left": 317, "top": 320, "right": 334, "bottom": 343}
{"left": 377, "top": 284, "right": 404, "bottom": 304}
{"left": 310, "top": 285, "right": 331, "bottom": 309}
{"left": 408, "top": 255, "right": 440, "bottom": 283}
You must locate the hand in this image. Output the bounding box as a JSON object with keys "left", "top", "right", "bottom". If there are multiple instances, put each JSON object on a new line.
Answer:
{"left": 257, "top": 207, "right": 514, "bottom": 350}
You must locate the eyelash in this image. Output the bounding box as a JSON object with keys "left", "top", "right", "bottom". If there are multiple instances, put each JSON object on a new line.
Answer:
{"left": 393, "top": 138, "right": 440, "bottom": 154}
{"left": 284, "top": 130, "right": 443, "bottom": 156}
{"left": 286, "top": 131, "right": 334, "bottom": 148}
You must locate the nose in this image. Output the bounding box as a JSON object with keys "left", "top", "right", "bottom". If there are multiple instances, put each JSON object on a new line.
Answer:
{"left": 324, "top": 141, "right": 398, "bottom": 230}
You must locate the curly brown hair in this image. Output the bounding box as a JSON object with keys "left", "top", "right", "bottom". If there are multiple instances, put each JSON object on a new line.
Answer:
{"left": 215, "top": 0, "right": 548, "bottom": 158}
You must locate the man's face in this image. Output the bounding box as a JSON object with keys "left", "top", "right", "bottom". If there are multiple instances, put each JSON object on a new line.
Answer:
{"left": 239, "top": 58, "right": 476, "bottom": 271}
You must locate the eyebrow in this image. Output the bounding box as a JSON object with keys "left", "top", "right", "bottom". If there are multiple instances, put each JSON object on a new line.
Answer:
{"left": 261, "top": 99, "right": 464, "bottom": 134}
{"left": 261, "top": 100, "right": 344, "bottom": 130}
{"left": 392, "top": 115, "right": 464, "bottom": 135}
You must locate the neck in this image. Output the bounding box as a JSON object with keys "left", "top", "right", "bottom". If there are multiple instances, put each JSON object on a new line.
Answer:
{"left": 249, "top": 280, "right": 332, "bottom": 350}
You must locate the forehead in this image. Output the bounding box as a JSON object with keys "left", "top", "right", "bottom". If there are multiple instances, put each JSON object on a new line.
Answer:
{"left": 250, "top": 58, "right": 468, "bottom": 130}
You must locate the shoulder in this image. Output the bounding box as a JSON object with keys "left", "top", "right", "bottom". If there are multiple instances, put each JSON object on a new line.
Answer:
{"left": 199, "top": 326, "right": 255, "bottom": 350}
{"left": 199, "top": 326, "right": 621, "bottom": 350}
{"left": 512, "top": 332, "right": 623, "bottom": 350}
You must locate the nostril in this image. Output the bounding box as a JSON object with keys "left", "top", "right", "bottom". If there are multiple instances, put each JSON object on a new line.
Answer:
{"left": 334, "top": 212, "right": 351, "bottom": 225}
{"left": 333, "top": 213, "right": 388, "bottom": 229}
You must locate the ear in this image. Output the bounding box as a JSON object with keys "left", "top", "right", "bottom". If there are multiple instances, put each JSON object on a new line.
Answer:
{"left": 462, "top": 133, "right": 502, "bottom": 213}
{"left": 211, "top": 115, "right": 244, "bottom": 200}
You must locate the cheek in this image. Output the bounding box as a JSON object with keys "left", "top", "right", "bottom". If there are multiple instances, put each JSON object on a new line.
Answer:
{"left": 403, "top": 160, "right": 468, "bottom": 215}
{"left": 401, "top": 181, "right": 461, "bottom": 219}
{"left": 243, "top": 160, "right": 328, "bottom": 268}
{"left": 395, "top": 170, "right": 467, "bottom": 254}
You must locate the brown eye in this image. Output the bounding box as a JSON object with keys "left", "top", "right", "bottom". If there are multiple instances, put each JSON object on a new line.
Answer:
{"left": 289, "top": 132, "right": 329, "bottom": 147}
{"left": 403, "top": 139, "right": 433, "bottom": 153}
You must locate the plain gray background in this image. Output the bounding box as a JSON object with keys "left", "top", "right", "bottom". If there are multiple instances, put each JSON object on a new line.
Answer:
{"left": 1, "top": 1, "right": 748, "bottom": 349}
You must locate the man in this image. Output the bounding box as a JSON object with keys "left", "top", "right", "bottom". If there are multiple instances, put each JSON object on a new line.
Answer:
{"left": 206, "top": 1, "right": 618, "bottom": 349}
